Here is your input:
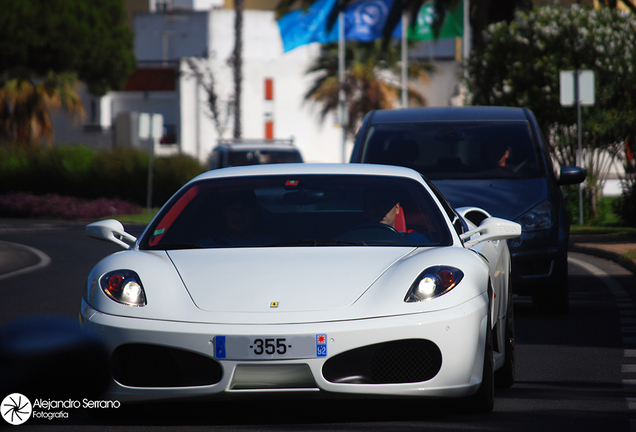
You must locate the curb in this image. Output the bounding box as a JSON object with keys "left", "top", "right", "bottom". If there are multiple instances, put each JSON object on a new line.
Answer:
{"left": 569, "top": 244, "right": 636, "bottom": 276}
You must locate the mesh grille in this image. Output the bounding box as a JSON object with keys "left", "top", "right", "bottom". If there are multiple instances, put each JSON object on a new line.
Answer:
{"left": 369, "top": 342, "right": 439, "bottom": 383}
{"left": 323, "top": 339, "right": 442, "bottom": 384}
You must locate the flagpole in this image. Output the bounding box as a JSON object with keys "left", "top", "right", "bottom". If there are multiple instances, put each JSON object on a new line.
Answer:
{"left": 463, "top": 0, "right": 470, "bottom": 79}
{"left": 338, "top": 4, "right": 346, "bottom": 162}
{"left": 401, "top": 10, "right": 408, "bottom": 108}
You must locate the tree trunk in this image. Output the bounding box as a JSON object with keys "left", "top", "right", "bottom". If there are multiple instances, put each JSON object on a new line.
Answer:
{"left": 233, "top": 0, "right": 244, "bottom": 139}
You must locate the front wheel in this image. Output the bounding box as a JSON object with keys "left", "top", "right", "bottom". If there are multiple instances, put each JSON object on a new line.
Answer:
{"left": 494, "top": 303, "right": 515, "bottom": 388}
{"left": 532, "top": 256, "right": 569, "bottom": 314}
{"left": 533, "top": 277, "right": 569, "bottom": 314}
{"left": 464, "top": 314, "right": 494, "bottom": 413}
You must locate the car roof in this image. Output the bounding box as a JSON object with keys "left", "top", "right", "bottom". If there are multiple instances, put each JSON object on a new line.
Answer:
{"left": 367, "top": 106, "right": 529, "bottom": 123}
{"left": 193, "top": 163, "right": 426, "bottom": 183}
{"left": 218, "top": 144, "right": 300, "bottom": 152}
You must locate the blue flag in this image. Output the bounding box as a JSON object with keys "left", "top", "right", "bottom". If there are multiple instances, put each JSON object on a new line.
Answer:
{"left": 342, "top": 0, "right": 400, "bottom": 42}
{"left": 279, "top": 0, "right": 399, "bottom": 52}
{"left": 278, "top": 0, "right": 338, "bottom": 52}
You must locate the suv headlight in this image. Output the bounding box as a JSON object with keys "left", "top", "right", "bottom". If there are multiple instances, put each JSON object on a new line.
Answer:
{"left": 404, "top": 266, "right": 464, "bottom": 302}
{"left": 100, "top": 270, "right": 147, "bottom": 307}
{"left": 516, "top": 201, "right": 553, "bottom": 232}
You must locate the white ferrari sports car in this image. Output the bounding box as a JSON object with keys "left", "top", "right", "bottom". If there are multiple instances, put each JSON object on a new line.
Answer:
{"left": 82, "top": 163, "right": 521, "bottom": 413}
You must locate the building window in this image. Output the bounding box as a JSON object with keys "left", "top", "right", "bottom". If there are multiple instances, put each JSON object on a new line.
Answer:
{"left": 153, "top": 0, "right": 172, "bottom": 12}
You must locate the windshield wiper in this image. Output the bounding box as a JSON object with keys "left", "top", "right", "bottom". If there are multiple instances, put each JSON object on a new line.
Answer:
{"left": 266, "top": 240, "right": 366, "bottom": 247}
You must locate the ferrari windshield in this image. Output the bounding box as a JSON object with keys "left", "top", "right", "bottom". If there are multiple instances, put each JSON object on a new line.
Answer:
{"left": 140, "top": 174, "right": 452, "bottom": 249}
{"left": 361, "top": 121, "right": 543, "bottom": 180}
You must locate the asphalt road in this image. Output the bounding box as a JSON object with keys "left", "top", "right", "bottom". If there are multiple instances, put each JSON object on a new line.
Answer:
{"left": 1, "top": 219, "right": 635, "bottom": 431}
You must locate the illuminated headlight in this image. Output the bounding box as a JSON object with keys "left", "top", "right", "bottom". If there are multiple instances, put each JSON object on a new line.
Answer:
{"left": 517, "top": 201, "right": 553, "bottom": 232}
{"left": 100, "top": 270, "right": 147, "bottom": 307}
{"left": 404, "top": 266, "right": 464, "bottom": 302}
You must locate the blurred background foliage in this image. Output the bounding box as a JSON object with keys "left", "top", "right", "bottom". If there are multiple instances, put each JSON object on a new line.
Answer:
{"left": 467, "top": 5, "right": 636, "bottom": 227}
{"left": 0, "top": 145, "right": 207, "bottom": 208}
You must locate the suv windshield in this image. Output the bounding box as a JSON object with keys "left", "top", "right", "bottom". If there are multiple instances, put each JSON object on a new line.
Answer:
{"left": 140, "top": 175, "right": 451, "bottom": 250}
{"left": 361, "top": 121, "right": 542, "bottom": 180}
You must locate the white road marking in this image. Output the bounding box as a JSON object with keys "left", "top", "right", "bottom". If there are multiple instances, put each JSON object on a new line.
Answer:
{"left": 0, "top": 241, "right": 51, "bottom": 281}
{"left": 568, "top": 256, "right": 625, "bottom": 292}
{"left": 569, "top": 255, "right": 636, "bottom": 418}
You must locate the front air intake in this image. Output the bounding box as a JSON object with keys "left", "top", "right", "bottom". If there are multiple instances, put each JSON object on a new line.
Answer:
{"left": 111, "top": 343, "right": 223, "bottom": 387}
{"left": 323, "top": 339, "right": 442, "bottom": 384}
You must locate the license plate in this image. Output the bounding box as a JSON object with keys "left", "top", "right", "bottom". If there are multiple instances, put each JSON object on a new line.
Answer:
{"left": 214, "top": 334, "right": 327, "bottom": 359}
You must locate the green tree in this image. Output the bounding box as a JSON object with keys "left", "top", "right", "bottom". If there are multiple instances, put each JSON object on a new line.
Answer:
{"left": 0, "top": 71, "right": 84, "bottom": 148}
{"left": 468, "top": 5, "right": 636, "bottom": 222}
{"left": 0, "top": 0, "right": 135, "bottom": 148}
{"left": 305, "top": 41, "right": 430, "bottom": 139}
{"left": 0, "top": 0, "right": 136, "bottom": 96}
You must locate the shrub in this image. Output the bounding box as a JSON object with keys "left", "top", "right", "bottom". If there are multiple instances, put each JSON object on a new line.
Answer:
{"left": 0, "top": 192, "right": 142, "bottom": 220}
{"left": 613, "top": 178, "right": 636, "bottom": 227}
{"left": 0, "top": 145, "right": 207, "bottom": 208}
{"left": 90, "top": 148, "right": 149, "bottom": 204}
{"left": 35, "top": 146, "right": 98, "bottom": 197}
{"left": 153, "top": 155, "right": 207, "bottom": 205}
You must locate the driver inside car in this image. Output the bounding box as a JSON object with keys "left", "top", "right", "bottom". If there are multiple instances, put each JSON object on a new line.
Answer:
{"left": 363, "top": 189, "right": 429, "bottom": 244}
{"left": 364, "top": 191, "right": 402, "bottom": 228}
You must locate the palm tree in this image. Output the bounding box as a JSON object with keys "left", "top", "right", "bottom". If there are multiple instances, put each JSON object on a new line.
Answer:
{"left": 0, "top": 70, "right": 84, "bottom": 147}
{"left": 305, "top": 41, "right": 431, "bottom": 139}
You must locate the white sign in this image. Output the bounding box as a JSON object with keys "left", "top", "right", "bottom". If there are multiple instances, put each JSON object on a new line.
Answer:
{"left": 138, "top": 113, "right": 164, "bottom": 140}
{"left": 560, "top": 70, "right": 595, "bottom": 106}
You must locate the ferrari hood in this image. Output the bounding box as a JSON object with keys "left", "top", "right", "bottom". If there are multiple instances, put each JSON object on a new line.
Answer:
{"left": 167, "top": 247, "right": 414, "bottom": 313}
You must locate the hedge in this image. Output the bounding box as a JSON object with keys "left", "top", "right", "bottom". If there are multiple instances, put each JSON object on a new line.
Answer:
{"left": 0, "top": 145, "right": 207, "bottom": 208}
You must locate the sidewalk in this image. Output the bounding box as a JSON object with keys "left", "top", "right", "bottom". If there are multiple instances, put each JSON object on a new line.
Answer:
{"left": 569, "top": 234, "right": 636, "bottom": 275}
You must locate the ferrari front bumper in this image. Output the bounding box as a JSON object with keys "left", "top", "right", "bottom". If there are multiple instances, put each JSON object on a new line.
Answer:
{"left": 80, "top": 292, "right": 489, "bottom": 402}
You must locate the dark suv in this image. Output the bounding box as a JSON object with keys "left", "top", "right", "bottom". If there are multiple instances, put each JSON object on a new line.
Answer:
{"left": 208, "top": 139, "right": 303, "bottom": 170}
{"left": 350, "top": 106, "right": 586, "bottom": 312}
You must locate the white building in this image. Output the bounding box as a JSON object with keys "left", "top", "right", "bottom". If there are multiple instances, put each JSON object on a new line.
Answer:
{"left": 52, "top": 7, "right": 350, "bottom": 164}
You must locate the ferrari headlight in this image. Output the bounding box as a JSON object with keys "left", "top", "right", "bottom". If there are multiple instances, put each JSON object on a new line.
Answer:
{"left": 516, "top": 200, "right": 553, "bottom": 232}
{"left": 404, "top": 266, "right": 464, "bottom": 302}
{"left": 100, "top": 270, "right": 147, "bottom": 307}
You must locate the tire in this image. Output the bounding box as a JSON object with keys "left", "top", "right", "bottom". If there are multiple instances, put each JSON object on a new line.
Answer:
{"left": 532, "top": 256, "right": 569, "bottom": 314}
{"left": 532, "top": 277, "right": 569, "bottom": 314}
{"left": 494, "top": 302, "right": 515, "bottom": 388}
{"left": 465, "top": 312, "right": 494, "bottom": 413}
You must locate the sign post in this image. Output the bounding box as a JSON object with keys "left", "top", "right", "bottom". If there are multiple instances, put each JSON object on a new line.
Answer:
{"left": 139, "top": 113, "right": 164, "bottom": 214}
{"left": 560, "top": 70, "right": 594, "bottom": 225}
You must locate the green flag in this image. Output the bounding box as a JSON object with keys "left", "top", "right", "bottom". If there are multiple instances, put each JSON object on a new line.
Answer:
{"left": 408, "top": 1, "right": 463, "bottom": 41}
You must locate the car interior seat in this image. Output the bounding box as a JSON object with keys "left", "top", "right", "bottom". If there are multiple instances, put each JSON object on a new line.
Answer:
{"left": 394, "top": 205, "right": 407, "bottom": 232}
